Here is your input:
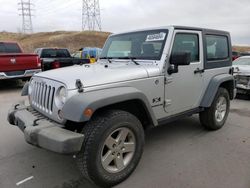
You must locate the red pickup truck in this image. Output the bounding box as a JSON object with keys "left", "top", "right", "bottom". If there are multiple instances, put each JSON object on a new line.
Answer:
{"left": 0, "top": 42, "right": 41, "bottom": 80}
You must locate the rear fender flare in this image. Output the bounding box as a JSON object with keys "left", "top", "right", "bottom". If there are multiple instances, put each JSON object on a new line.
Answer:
{"left": 200, "top": 74, "right": 235, "bottom": 108}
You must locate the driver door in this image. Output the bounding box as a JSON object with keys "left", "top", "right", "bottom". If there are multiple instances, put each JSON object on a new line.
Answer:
{"left": 164, "top": 30, "right": 204, "bottom": 115}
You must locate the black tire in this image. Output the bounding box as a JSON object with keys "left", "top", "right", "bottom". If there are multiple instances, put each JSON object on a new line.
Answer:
{"left": 199, "top": 88, "right": 230, "bottom": 130}
{"left": 76, "top": 110, "right": 145, "bottom": 188}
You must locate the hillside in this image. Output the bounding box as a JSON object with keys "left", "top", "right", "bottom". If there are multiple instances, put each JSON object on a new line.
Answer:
{"left": 0, "top": 31, "right": 111, "bottom": 53}
{"left": 233, "top": 46, "right": 250, "bottom": 53}
{"left": 0, "top": 31, "right": 249, "bottom": 53}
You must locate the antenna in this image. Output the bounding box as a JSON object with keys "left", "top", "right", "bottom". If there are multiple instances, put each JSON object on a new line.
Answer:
{"left": 18, "top": 0, "right": 34, "bottom": 34}
{"left": 82, "top": 0, "right": 102, "bottom": 31}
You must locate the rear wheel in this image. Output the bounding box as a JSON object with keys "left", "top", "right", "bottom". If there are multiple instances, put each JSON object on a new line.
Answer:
{"left": 200, "top": 88, "right": 230, "bottom": 130}
{"left": 76, "top": 110, "right": 145, "bottom": 187}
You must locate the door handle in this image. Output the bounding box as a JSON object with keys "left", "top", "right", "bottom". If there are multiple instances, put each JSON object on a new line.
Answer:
{"left": 194, "top": 68, "right": 205, "bottom": 74}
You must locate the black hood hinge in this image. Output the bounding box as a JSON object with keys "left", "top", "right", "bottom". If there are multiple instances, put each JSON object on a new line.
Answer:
{"left": 75, "top": 79, "right": 84, "bottom": 93}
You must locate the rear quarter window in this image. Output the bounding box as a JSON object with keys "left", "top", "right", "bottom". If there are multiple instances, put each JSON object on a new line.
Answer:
{"left": 0, "top": 43, "right": 22, "bottom": 53}
{"left": 206, "top": 35, "right": 229, "bottom": 61}
{"left": 41, "top": 49, "right": 71, "bottom": 58}
{"left": 0, "top": 43, "right": 5, "bottom": 53}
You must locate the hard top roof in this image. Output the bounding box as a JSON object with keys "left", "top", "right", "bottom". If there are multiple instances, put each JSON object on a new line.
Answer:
{"left": 111, "top": 25, "right": 230, "bottom": 36}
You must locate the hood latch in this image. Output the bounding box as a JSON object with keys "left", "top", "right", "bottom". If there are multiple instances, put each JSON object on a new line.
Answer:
{"left": 76, "top": 79, "right": 84, "bottom": 93}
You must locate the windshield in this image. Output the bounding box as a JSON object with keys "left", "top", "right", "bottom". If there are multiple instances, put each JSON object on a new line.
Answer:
{"left": 41, "top": 49, "right": 71, "bottom": 58}
{"left": 100, "top": 29, "right": 168, "bottom": 60}
{"left": 234, "top": 57, "right": 250, "bottom": 66}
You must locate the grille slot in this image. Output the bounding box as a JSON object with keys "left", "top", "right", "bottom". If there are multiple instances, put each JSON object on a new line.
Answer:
{"left": 31, "top": 81, "right": 55, "bottom": 114}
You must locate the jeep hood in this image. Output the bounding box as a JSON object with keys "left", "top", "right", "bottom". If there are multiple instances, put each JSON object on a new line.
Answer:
{"left": 35, "top": 62, "right": 160, "bottom": 89}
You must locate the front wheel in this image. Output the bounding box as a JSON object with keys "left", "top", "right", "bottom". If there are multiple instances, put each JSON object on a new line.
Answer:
{"left": 76, "top": 110, "right": 145, "bottom": 187}
{"left": 200, "top": 88, "right": 230, "bottom": 130}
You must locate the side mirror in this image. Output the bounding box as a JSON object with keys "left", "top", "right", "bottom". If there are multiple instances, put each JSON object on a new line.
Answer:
{"left": 170, "top": 52, "right": 191, "bottom": 66}
{"left": 168, "top": 52, "right": 191, "bottom": 75}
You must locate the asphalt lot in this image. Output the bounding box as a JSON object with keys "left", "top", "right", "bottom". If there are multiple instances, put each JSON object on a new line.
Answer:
{"left": 0, "top": 80, "right": 250, "bottom": 188}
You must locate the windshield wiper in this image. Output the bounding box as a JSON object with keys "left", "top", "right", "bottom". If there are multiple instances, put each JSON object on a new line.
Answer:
{"left": 99, "top": 57, "right": 113, "bottom": 63}
{"left": 117, "top": 57, "right": 140, "bottom": 65}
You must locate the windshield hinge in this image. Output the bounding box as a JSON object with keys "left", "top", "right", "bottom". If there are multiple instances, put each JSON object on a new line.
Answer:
{"left": 165, "top": 76, "right": 173, "bottom": 84}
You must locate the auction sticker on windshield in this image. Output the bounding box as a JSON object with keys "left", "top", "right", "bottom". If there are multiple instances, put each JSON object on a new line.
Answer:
{"left": 146, "top": 32, "right": 166, "bottom": 42}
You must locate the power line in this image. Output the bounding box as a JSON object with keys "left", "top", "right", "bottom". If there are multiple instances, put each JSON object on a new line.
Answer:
{"left": 36, "top": 1, "right": 78, "bottom": 16}
{"left": 18, "top": 0, "right": 34, "bottom": 34}
{"left": 82, "top": 0, "right": 102, "bottom": 31}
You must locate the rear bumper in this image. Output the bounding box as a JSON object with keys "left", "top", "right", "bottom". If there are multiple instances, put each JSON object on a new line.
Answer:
{"left": 0, "top": 69, "right": 41, "bottom": 80}
{"left": 8, "top": 102, "right": 84, "bottom": 154}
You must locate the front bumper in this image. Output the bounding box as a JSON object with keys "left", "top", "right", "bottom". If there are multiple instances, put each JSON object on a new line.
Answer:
{"left": 0, "top": 69, "right": 41, "bottom": 80}
{"left": 8, "top": 102, "right": 84, "bottom": 154}
{"left": 236, "top": 84, "right": 250, "bottom": 95}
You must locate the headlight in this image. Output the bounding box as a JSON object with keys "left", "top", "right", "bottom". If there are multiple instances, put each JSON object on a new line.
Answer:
{"left": 57, "top": 86, "right": 67, "bottom": 105}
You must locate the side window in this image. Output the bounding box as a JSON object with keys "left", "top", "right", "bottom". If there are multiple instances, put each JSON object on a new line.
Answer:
{"left": 172, "top": 33, "right": 199, "bottom": 62}
{"left": 206, "top": 35, "right": 229, "bottom": 61}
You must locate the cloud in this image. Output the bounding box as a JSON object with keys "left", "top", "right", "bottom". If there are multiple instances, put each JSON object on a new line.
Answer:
{"left": 0, "top": 0, "right": 249, "bottom": 45}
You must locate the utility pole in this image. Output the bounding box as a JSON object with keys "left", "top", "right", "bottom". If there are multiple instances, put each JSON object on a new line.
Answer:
{"left": 82, "top": 0, "right": 102, "bottom": 31}
{"left": 18, "top": 0, "right": 34, "bottom": 34}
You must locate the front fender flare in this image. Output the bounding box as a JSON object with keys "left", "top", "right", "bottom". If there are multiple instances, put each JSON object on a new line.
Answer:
{"left": 21, "top": 82, "right": 29, "bottom": 96}
{"left": 62, "top": 87, "right": 158, "bottom": 125}
{"left": 200, "top": 74, "right": 235, "bottom": 108}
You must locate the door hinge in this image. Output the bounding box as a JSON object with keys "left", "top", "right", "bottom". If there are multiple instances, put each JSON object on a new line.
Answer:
{"left": 164, "top": 99, "right": 172, "bottom": 107}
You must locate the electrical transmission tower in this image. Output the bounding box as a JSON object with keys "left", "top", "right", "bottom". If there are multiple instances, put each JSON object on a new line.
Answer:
{"left": 18, "top": 0, "right": 34, "bottom": 34}
{"left": 82, "top": 0, "right": 102, "bottom": 31}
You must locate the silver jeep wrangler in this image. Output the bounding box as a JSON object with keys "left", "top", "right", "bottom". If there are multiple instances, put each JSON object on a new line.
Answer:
{"left": 8, "top": 26, "right": 236, "bottom": 187}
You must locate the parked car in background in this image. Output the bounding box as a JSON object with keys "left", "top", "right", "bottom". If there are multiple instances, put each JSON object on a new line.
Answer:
{"left": 232, "top": 51, "right": 240, "bottom": 61}
{"left": 72, "top": 47, "right": 102, "bottom": 63}
{"left": 34, "top": 48, "right": 90, "bottom": 71}
{"left": 0, "top": 42, "right": 41, "bottom": 81}
{"left": 233, "top": 56, "right": 250, "bottom": 96}
{"left": 240, "top": 52, "right": 250, "bottom": 57}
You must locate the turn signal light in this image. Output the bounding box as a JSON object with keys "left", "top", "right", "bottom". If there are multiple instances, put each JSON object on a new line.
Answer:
{"left": 84, "top": 108, "right": 93, "bottom": 117}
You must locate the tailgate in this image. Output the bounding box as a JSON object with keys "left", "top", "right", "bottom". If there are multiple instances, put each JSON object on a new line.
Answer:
{"left": 0, "top": 53, "right": 40, "bottom": 72}
{"left": 56, "top": 58, "right": 74, "bottom": 67}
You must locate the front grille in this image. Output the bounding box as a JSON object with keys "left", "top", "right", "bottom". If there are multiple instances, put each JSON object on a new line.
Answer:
{"left": 236, "top": 75, "right": 249, "bottom": 85}
{"left": 27, "top": 107, "right": 64, "bottom": 127}
{"left": 31, "top": 81, "right": 56, "bottom": 114}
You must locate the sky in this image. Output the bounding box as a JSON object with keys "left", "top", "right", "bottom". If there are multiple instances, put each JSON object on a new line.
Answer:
{"left": 0, "top": 0, "right": 250, "bottom": 45}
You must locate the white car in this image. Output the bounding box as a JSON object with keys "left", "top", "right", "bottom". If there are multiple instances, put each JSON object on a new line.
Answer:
{"left": 233, "top": 56, "right": 250, "bottom": 96}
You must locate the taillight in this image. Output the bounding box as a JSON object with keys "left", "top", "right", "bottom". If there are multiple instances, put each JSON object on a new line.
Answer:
{"left": 37, "top": 57, "right": 41, "bottom": 68}
{"left": 52, "top": 61, "right": 60, "bottom": 69}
